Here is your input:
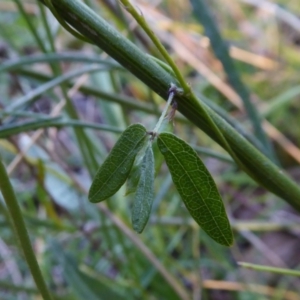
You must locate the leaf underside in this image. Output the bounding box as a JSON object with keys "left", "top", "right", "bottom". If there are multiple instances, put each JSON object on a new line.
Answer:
{"left": 125, "top": 161, "right": 142, "bottom": 196}
{"left": 88, "top": 124, "right": 147, "bottom": 203}
{"left": 157, "top": 132, "right": 233, "bottom": 246}
{"left": 131, "top": 144, "right": 155, "bottom": 233}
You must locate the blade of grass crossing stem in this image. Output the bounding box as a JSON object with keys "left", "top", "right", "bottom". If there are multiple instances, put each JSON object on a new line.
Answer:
{"left": 0, "top": 118, "right": 123, "bottom": 138}
{"left": 7, "top": 66, "right": 104, "bottom": 111}
{"left": 88, "top": 124, "right": 147, "bottom": 203}
{"left": 190, "top": 0, "right": 276, "bottom": 162}
{"left": 262, "top": 85, "right": 300, "bottom": 117}
{"left": 15, "top": 0, "right": 100, "bottom": 177}
{"left": 157, "top": 132, "right": 233, "bottom": 246}
{"left": 131, "top": 144, "right": 155, "bottom": 233}
{"left": 0, "top": 53, "right": 120, "bottom": 73}
{"left": 13, "top": 0, "right": 47, "bottom": 52}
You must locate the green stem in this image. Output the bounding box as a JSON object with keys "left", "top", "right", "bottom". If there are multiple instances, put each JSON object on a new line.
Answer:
{"left": 0, "top": 160, "right": 53, "bottom": 300}
{"left": 13, "top": 0, "right": 47, "bottom": 52}
{"left": 37, "top": 0, "right": 54, "bottom": 53}
{"left": 33, "top": 0, "right": 300, "bottom": 210}
{"left": 15, "top": 68, "right": 189, "bottom": 123}
{"left": 44, "top": 0, "right": 93, "bottom": 44}
{"left": 153, "top": 87, "right": 175, "bottom": 133}
{"left": 118, "top": 0, "right": 243, "bottom": 172}
{"left": 238, "top": 262, "right": 300, "bottom": 277}
{"left": 17, "top": 68, "right": 264, "bottom": 150}
{"left": 119, "top": 0, "right": 188, "bottom": 93}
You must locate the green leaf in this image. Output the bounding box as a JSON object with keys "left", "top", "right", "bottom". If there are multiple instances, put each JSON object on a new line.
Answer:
{"left": 131, "top": 144, "right": 155, "bottom": 233}
{"left": 152, "top": 138, "right": 165, "bottom": 176}
{"left": 125, "top": 161, "right": 142, "bottom": 196}
{"left": 88, "top": 124, "right": 147, "bottom": 203}
{"left": 157, "top": 133, "right": 233, "bottom": 246}
{"left": 124, "top": 140, "right": 150, "bottom": 196}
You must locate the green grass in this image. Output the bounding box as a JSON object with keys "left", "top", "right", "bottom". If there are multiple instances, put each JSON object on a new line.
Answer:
{"left": 0, "top": 0, "right": 300, "bottom": 299}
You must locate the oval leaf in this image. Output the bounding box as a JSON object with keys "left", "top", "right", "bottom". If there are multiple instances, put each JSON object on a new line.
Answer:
{"left": 88, "top": 124, "right": 147, "bottom": 203}
{"left": 157, "top": 133, "right": 233, "bottom": 246}
{"left": 131, "top": 144, "right": 155, "bottom": 233}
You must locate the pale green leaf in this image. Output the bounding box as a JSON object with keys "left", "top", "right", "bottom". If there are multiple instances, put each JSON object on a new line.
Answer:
{"left": 157, "top": 133, "right": 233, "bottom": 246}
{"left": 131, "top": 144, "right": 155, "bottom": 233}
{"left": 152, "top": 138, "right": 165, "bottom": 176}
{"left": 88, "top": 124, "right": 147, "bottom": 203}
{"left": 125, "top": 140, "right": 149, "bottom": 196}
{"left": 125, "top": 161, "right": 142, "bottom": 196}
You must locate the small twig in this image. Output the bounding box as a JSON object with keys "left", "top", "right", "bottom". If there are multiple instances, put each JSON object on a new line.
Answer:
{"left": 152, "top": 83, "right": 181, "bottom": 133}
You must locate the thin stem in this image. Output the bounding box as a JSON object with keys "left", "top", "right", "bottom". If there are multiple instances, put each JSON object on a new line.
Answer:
{"left": 0, "top": 159, "right": 53, "bottom": 300}
{"left": 153, "top": 87, "right": 175, "bottom": 133}
{"left": 119, "top": 0, "right": 189, "bottom": 93}
{"left": 238, "top": 262, "right": 300, "bottom": 277}
{"left": 35, "top": 0, "right": 300, "bottom": 209}
{"left": 7, "top": 65, "right": 104, "bottom": 111}
{"left": 0, "top": 118, "right": 123, "bottom": 138}
{"left": 0, "top": 52, "right": 120, "bottom": 73}
{"left": 118, "top": 0, "right": 244, "bottom": 173}
{"left": 13, "top": 0, "right": 47, "bottom": 52}
{"left": 37, "top": 0, "right": 54, "bottom": 53}
{"left": 44, "top": 0, "right": 93, "bottom": 44}
{"left": 120, "top": 0, "right": 239, "bottom": 162}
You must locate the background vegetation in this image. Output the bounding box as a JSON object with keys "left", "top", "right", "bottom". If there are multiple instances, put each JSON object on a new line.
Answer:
{"left": 0, "top": 0, "right": 300, "bottom": 299}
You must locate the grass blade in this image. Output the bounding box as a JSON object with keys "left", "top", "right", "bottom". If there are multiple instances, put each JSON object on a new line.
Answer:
{"left": 190, "top": 0, "right": 276, "bottom": 161}
{"left": 238, "top": 262, "right": 300, "bottom": 277}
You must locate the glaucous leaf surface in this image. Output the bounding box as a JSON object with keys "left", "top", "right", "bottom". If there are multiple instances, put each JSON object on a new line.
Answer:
{"left": 125, "top": 161, "right": 142, "bottom": 196}
{"left": 131, "top": 144, "right": 155, "bottom": 233}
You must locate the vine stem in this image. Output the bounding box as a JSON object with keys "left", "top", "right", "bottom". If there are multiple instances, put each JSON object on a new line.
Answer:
{"left": 0, "top": 159, "right": 53, "bottom": 300}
